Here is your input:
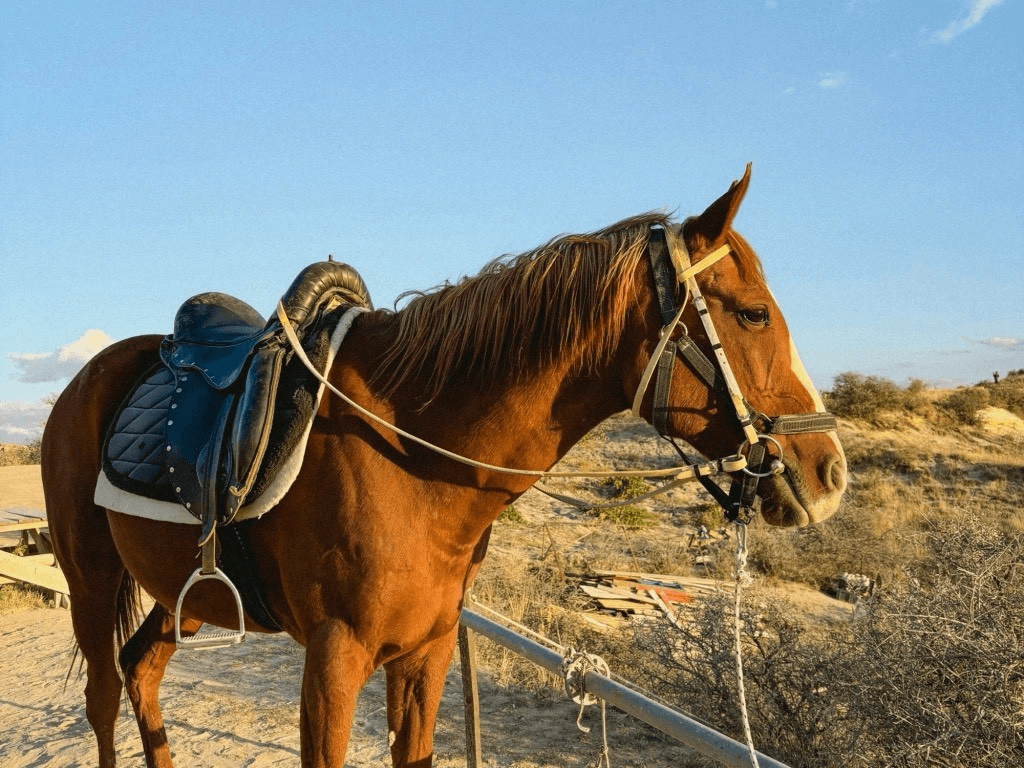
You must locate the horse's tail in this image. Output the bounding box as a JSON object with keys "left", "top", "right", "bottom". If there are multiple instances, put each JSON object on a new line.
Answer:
{"left": 114, "top": 568, "right": 145, "bottom": 656}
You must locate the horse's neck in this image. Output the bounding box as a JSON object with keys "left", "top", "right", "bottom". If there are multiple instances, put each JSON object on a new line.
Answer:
{"left": 336, "top": 317, "right": 630, "bottom": 539}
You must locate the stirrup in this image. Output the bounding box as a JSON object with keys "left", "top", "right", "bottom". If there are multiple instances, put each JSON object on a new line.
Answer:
{"left": 174, "top": 566, "right": 247, "bottom": 650}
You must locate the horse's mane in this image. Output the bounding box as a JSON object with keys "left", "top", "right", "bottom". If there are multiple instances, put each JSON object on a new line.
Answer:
{"left": 373, "top": 212, "right": 673, "bottom": 406}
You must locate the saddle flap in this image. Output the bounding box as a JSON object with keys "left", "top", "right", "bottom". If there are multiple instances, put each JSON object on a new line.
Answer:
{"left": 223, "top": 339, "right": 287, "bottom": 520}
{"left": 162, "top": 335, "right": 267, "bottom": 391}
{"left": 164, "top": 368, "right": 234, "bottom": 520}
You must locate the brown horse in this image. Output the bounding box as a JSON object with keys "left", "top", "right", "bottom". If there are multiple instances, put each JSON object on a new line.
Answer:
{"left": 41, "top": 166, "right": 846, "bottom": 768}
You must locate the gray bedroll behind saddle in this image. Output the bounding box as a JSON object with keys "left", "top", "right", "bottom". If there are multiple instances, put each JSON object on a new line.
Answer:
{"left": 155, "top": 261, "right": 372, "bottom": 537}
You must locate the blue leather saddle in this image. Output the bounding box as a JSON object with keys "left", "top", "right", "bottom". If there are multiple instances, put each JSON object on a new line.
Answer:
{"left": 103, "top": 261, "right": 372, "bottom": 543}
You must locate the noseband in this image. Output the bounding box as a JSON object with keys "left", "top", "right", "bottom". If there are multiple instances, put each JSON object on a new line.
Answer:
{"left": 632, "top": 224, "right": 838, "bottom": 522}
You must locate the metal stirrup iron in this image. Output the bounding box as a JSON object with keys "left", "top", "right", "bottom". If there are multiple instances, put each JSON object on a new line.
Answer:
{"left": 174, "top": 530, "right": 247, "bottom": 649}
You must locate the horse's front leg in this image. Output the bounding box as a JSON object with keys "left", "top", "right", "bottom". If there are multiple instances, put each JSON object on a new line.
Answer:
{"left": 119, "top": 602, "right": 202, "bottom": 768}
{"left": 384, "top": 625, "right": 460, "bottom": 768}
{"left": 300, "top": 620, "right": 375, "bottom": 767}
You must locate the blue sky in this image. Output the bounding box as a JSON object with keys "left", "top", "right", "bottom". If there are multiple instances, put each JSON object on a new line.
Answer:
{"left": 1, "top": 1, "right": 1021, "bottom": 442}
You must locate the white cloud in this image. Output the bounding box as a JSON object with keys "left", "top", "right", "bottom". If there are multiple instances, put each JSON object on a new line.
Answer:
{"left": 0, "top": 399, "right": 51, "bottom": 444}
{"left": 979, "top": 337, "right": 1023, "bottom": 349}
{"left": 9, "top": 329, "right": 114, "bottom": 384}
{"left": 818, "top": 71, "right": 848, "bottom": 89}
{"left": 928, "top": 0, "right": 1004, "bottom": 43}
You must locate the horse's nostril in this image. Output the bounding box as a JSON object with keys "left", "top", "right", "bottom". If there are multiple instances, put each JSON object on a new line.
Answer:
{"left": 821, "top": 455, "right": 846, "bottom": 493}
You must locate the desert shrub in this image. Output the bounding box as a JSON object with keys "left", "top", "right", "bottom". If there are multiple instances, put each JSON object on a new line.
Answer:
{"left": 591, "top": 504, "right": 656, "bottom": 528}
{"left": 631, "top": 590, "right": 862, "bottom": 768}
{"left": 938, "top": 386, "right": 989, "bottom": 425}
{"left": 603, "top": 476, "right": 651, "bottom": 500}
{"left": 0, "top": 584, "right": 50, "bottom": 615}
{"left": 843, "top": 518, "right": 1024, "bottom": 766}
{"left": 825, "top": 372, "right": 908, "bottom": 421}
{"left": 0, "top": 443, "right": 35, "bottom": 467}
{"left": 625, "top": 517, "right": 1024, "bottom": 768}
{"left": 498, "top": 504, "right": 526, "bottom": 524}
{"left": 987, "top": 379, "right": 1024, "bottom": 418}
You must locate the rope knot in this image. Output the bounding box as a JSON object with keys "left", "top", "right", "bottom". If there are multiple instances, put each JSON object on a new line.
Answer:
{"left": 561, "top": 647, "right": 610, "bottom": 711}
{"left": 561, "top": 648, "right": 612, "bottom": 767}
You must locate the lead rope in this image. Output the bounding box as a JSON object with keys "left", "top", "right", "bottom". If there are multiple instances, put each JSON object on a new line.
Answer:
{"left": 732, "top": 521, "right": 760, "bottom": 768}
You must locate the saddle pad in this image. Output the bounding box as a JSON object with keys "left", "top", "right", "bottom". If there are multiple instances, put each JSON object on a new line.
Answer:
{"left": 95, "top": 305, "right": 367, "bottom": 524}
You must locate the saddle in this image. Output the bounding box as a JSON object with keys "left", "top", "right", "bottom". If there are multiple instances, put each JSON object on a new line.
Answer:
{"left": 103, "top": 261, "right": 372, "bottom": 544}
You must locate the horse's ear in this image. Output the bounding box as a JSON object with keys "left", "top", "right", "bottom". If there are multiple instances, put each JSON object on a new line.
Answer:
{"left": 683, "top": 163, "right": 752, "bottom": 252}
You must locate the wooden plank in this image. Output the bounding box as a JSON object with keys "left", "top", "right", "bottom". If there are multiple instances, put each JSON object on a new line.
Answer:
{"left": 611, "top": 578, "right": 691, "bottom": 604}
{"left": 648, "top": 589, "right": 682, "bottom": 627}
{"left": 0, "top": 519, "right": 48, "bottom": 535}
{"left": 0, "top": 549, "right": 68, "bottom": 594}
{"left": 591, "top": 597, "right": 660, "bottom": 615}
{"left": 579, "top": 583, "right": 659, "bottom": 605}
{"left": 0, "top": 506, "right": 47, "bottom": 520}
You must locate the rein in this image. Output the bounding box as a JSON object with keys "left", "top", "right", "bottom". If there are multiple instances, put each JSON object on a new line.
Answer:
{"left": 276, "top": 302, "right": 748, "bottom": 489}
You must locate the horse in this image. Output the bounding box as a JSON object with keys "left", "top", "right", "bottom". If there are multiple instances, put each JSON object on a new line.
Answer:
{"left": 41, "top": 165, "right": 847, "bottom": 768}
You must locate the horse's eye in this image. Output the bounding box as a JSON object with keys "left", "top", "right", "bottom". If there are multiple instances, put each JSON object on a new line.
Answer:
{"left": 739, "top": 308, "right": 770, "bottom": 327}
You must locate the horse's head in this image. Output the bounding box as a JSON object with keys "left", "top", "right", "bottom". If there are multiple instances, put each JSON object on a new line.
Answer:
{"left": 630, "top": 165, "right": 846, "bottom": 526}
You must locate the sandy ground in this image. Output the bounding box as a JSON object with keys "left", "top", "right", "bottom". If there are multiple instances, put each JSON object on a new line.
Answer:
{"left": 1, "top": 601, "right": 704, "bottom": 767}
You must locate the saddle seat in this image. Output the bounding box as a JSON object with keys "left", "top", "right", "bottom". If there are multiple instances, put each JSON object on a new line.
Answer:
{"left": 104, "top": 261, "right": 372, "bottom": 545}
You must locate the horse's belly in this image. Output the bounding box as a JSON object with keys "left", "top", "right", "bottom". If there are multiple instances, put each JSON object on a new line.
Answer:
{"left": 107, "top": 511, "right": 256, "bottom": 630}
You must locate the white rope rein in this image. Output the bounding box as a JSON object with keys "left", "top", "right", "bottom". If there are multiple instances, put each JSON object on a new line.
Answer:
{"left": 276, "top": 302, "right": 746, "bottom": 484}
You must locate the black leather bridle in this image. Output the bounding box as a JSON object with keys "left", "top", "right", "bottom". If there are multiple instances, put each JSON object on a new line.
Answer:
{"left": 638, "top": 224, "right": 838, "bottom": 522}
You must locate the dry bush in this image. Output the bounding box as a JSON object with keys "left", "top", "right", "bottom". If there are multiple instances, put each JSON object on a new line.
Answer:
{"left": 978, "top": 376, "right": 1024, "bottom": 419}
{"left": 938, "top": 386, "right": 989, "bottom": 425}
{"left": 626, "top": 589, "right": 861, "bottom": 768}
{"left": 842, "top": 516, "right": 1024, "bottom": 766}
{"left": 826, "top": 373, "right": 911, "bottom": 421}
{"left": 618, "top": 514, "right": 1024, "bottom": 768}
{"left": 0, "top": 443, "right": 36, "bottom": 467}
{"left": 0, "top": 584, "right": 50, "bottom": 615}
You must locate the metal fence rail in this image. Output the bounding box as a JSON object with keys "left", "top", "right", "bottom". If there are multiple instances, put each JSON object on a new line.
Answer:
{"left": 459, "top": 608, "right": 792, "bottom": 768}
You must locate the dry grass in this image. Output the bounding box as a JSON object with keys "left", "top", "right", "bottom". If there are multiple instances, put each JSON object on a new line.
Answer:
{"left": 0, "top": 584, "right": 50, "bottom": 615}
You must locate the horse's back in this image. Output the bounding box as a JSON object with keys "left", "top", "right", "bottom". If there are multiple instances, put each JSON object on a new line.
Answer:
{"left": 42, "top": 335, "right": 163, "bottom": 551}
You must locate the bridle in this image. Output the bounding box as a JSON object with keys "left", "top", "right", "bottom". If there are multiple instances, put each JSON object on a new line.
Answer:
{"left": 633, "top": 222, "right": 838, "bottom": 521}
{"left": 277, "top": 221, "right": 837, "bottom": 523}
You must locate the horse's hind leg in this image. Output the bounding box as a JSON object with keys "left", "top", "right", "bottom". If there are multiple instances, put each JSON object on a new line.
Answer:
{"left": 59, "top": 529, "right": 130, "bottom": 768}
{"left": 119, "top": 603, "right": 202, "bottom": 768}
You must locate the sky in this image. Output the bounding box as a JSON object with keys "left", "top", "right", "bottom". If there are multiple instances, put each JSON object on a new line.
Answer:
{"left": 1, "top": 0, "right": 1021, "bottom": 443}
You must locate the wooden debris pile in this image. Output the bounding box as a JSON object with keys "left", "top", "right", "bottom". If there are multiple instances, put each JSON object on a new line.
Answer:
{"left": 570, "top": 570, "right": 725, "bottom": 630}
